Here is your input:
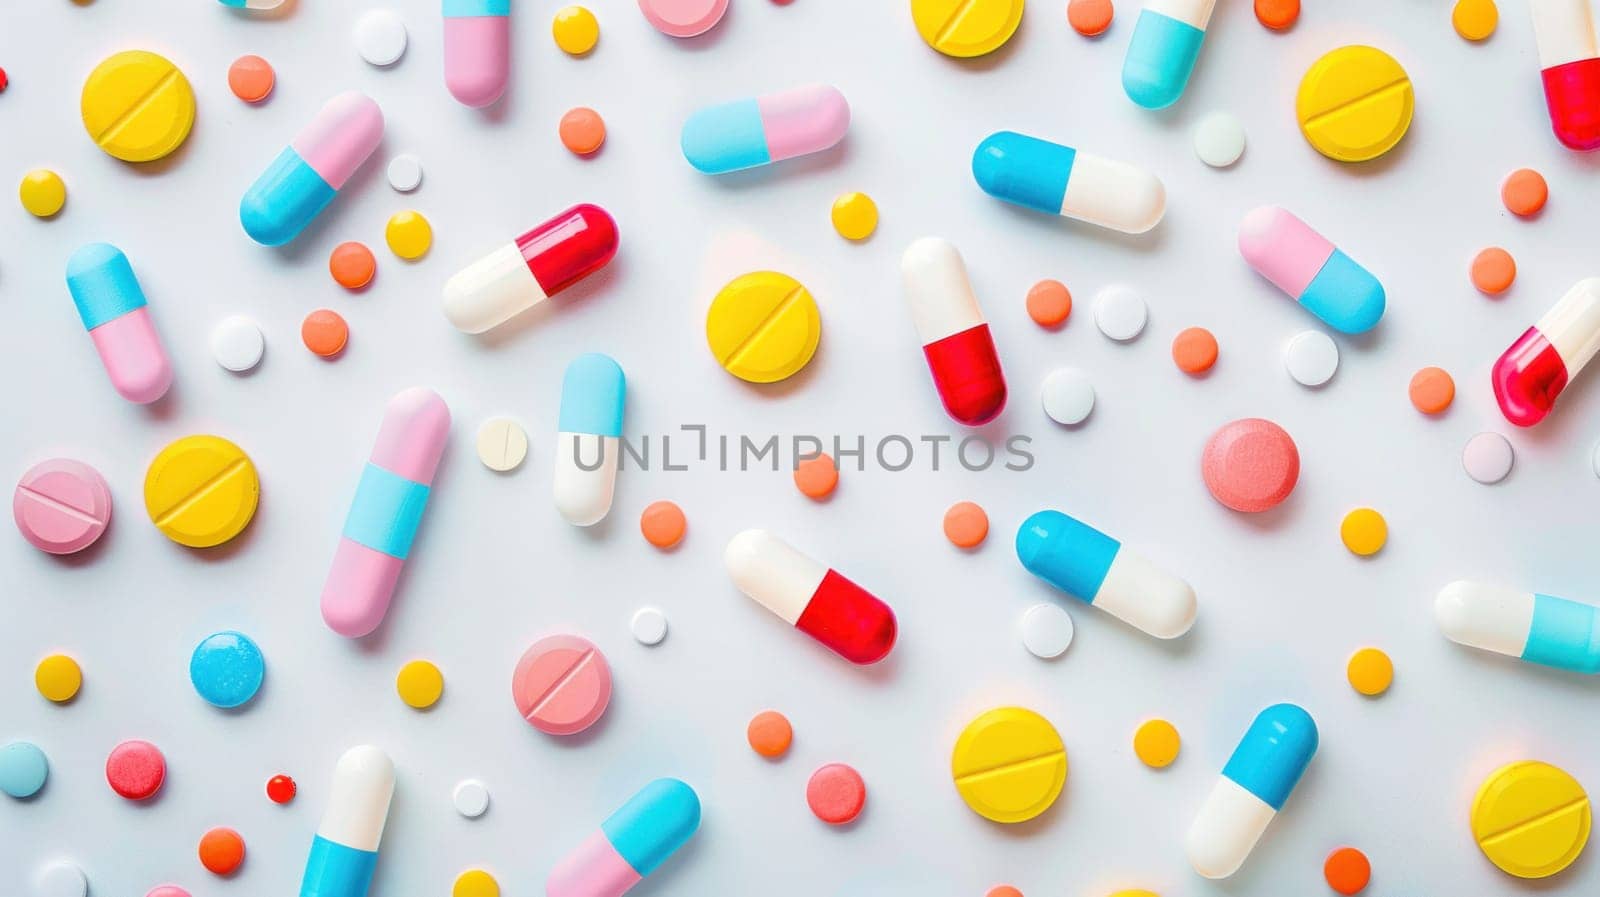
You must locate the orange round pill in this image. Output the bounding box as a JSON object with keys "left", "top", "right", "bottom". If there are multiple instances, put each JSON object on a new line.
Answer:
{"left": 559, "top": 107, "right": 606, "bottom": 156}
{"left": 301, "top": 309, "right": 349, "bottom": 358}
{"left": 198, "top": 826, "right": 245, "bottom": 876}
{"left": 1408, "top": 367, "right": 1455, "bottom": 415}
{"left": 1470, "top": 247, "right": 1516, "bottom": 295}
{"left": 943, "top": 501, "right": 989, "bottom": 548}
{"left": 1171, "top": 326, "right": 1218, "bottom": 374}
{"left": 1254, "top": 0, "right": 1300, "bottom": 30}
{"left": 1026, "top": 279, "right": 1072, "bottom": 328}
{"left": 1501, "top": 168, "right": 1548, "bottom": 217}
{"left": 1066, "top": 0, "right": 1113, "bottom": 37}
{"left": 227, "top": 55, "right": 275, "bottom": 103}
{"left": 329, "top": 241, "right": 376, "bottom": 290}
{"left": 986, "top": 888, "right": 1023, "bottom": 897}
{"left": 794, "top": 454, "right": 838, "bottom": 500}
{"left": 747, "top": 710, "right": 793, "bottom": 758}
{"left": 1324, "top": 846, "right": 1371, "bottom": 895}
{"left": 640, "top": 500, "right": 686, "bottom": 549}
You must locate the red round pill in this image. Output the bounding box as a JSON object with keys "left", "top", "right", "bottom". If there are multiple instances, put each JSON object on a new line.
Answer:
{"left": 511, "top": 634, "right": 612, "bottom": 735}
{"left": 106, "top": 739, "right": 166, "bottom": 800}
{"left": 806, "top": 763, "right": 866, "bottom": 825}
{"left": 266, "top": 774, "right": 296, "bottom": 804}
{"left": 1201, "top": 418, "right": 1299, "bottom": 513}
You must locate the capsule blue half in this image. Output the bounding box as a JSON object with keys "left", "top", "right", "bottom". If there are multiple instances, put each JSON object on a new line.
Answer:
{"left": 559, "top": 353, "right": 626, "bottom": 438}
{"left": 1122, "top": 1, "right": 1216, "bottom": 109}
{"left": 1016, "top": 510, "right": 1197, "bottom": 639}
{"left": 1221, "top": 704, "right": 1319, "bottom": 810}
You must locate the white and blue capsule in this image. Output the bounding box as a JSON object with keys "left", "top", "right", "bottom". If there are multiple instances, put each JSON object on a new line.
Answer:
{"left": 555, "top": 353, "right": 625, "bottom": 526}
{"left": 1123, "top": 0, "right": 1217, "bottom": 109}
{"left": 1437, "top": 581, "right": 1600, "bottom": 674}
{"left": 299, "top": 746, "right": 393, "bottom": 897}
{"left": 1186, "top": 704, "right": 1318, "bottom": 879}
{"left": 1015, "top": 510, "right": 1196, "bottom": 638}
{"left": 972, "top": 132, "right": 1166, "bottom": 234}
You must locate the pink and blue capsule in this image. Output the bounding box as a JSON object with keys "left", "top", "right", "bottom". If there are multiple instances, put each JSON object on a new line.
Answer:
{"left": 681, "top": 84, "right": 849, "bottom": 175}
{"left": 1238, "top": 206, "right": 1385, "bottom": 334}
{"left": 547, "top": 778, "right": 701, "bottom": 897}
{"left": 1123, "top": 0, "right": 1217, "bottom": 109}
{"left": 1437, "top": 581, "right": 1600, "bottom": 674}
{"left": 1016, "top": 510, "right": 1196, "bottom": 639}
{"left": 65, "top": 243, "right": 173, "bottom": 404}
{"left": 240, "top": 92, "right": 383, "bottom": 246}
{"left": 1186, "top": 704, "right": 1318, "bottom": 879}
{"left": 443, "top": 0, "right": 510, "bottom": 107}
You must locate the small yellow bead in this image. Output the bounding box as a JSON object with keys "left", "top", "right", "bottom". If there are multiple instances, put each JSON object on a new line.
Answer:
{"left": 35, "top": 654, "right": 82, "bottom": 703}
{"left": 19, "top": 169, "right": 67, "bottom": 218}
{"left": 1347, "top": 647, "right": 1394, "bottom": 696}
{"left": 385, "top": 210, "right": 432, "bottom": 260}
{"left": 1133, "top": 718, "right": 1180, "bottom": 768}
{"left": 396, "top": 660, "right": 444, "bottom": 709}
{"left": 453, "top": 869, "right": 500, "bottom": 897}
{"left": 1452, "top": 0, "right": 1498, "bottom": 42}
{"left": 830, "top": 191, "right": 878, "bottom": 241}
{"left": 1340, "top": 507, "right": 1387, "bottom": 556}
{"left": 552, "top": 6, "right": 600, "bottom": 56}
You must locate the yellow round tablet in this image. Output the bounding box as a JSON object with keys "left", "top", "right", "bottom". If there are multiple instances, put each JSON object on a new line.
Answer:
{"left": 143, "top": 435, "right": 260, "bottom": 548}
{"left": 1346, "top": 647, "right": 1393, "bottom": 696}
{"left": 396, "top": 660, "right": 444, "bottom": 709}
{"left": 911, "top": 0, "right": 1024, "bottom": 58}
{"left": 1296, "top": 45, "right": 1413, "bottom": 163}
{"left": 81, "top": 50, "right": 196, "bottom": 163}
{"left": 35, "top": 654, "right": 82, "bottom": 703}
{"left": 831, "top": 191, "right": 878, "bottom": 241}
{"left": 19, "top": 169, "right": 67, "bottom": 218}
{"left": 1133, "top": 718, "right": 1180, "bottom": 768}
{"left": 706, "top": 272, "right": 821, "bottom": 384}
{"left": 453, "top": 869, "right": 500, "bottom": 897}
{"left": 386, "top": 210, "right": 432, "bottom": 260}
{"left": 1472, "top": 760, "right": 1590, "bottom": 878}
{"left": 951, "top": 706, "right": 1067, "bottom": 823}
{"left": 1452, "top": 0, "right": 1498, "bottom": 42}
{"left": 1340, "top": 507, "right": 1387, "bottom": 556}
{"left": 552, "top": 6, "right": 600, "bottom": 55}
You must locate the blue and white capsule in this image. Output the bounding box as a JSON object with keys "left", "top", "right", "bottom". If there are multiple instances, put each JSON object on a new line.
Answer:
{"left": 1015, "top": 510, "right": 1196, "bottom": 639}
{"left": 1123, "top": 0, "right": 1217, "bottom": 109}
{"left": 972, "top": 131, "right": 1166, "bottom": 234}
{"left": 547, "top": 778, "right": 701, "bottom": 897}
{"left": 1186, "top": 704, "right": 1318, "bottom": 879}
{"left": 555, "top": 353, "right": 625, "bottom": 526}
{"left": 1436, "top": 581, "right": 1600, "bottom": 674}
{"left": 299, "top": 746, "right": 393, "bottom": 897}
{"left": 240, "top": 92, "right": 384, "bottom": 246}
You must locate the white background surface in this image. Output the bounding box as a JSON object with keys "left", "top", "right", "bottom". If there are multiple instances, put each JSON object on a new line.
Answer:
{"left": 5, "top": 1, "right": 1600, "bottom": 895}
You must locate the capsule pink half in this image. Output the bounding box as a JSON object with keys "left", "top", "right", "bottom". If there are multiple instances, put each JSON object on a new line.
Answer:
{"left": 291, "top": 92, "right": 385, "bottom": 190}
{"left": 757, "top": 84, "right": 850, "bottom": 161}
{"left": 547, "top": 831, "right": 642, "bottom": 897}
{"left": 322, "top": 388, "right": 450, "bottom": 638}
{"left": 444, "top": 0, "right": 510, "bottom": 107}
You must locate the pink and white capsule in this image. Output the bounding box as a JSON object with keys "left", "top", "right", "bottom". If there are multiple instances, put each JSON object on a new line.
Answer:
{"left": 443, "top": 0, "right": 510, "bottom": 107}
{"left": 322, "top": 388, "right": 451, "bottom": 638}
{"left": 64, "top": 243, "right": 173, "bottom": 404}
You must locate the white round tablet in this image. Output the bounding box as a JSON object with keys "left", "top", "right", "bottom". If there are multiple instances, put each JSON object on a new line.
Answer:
{"left": 477, "top": 418, "right": 528, "bottom": 472}
{"left": 1094, "top": 286, "right": 1148, "bottom": 342}
{"left": 1020, "top": 604, "right": 1074, "bottom": 659}
{"left": 34, "top": 861, "right": 87, "bottom": 897}
{"left": 1040, "top": 368, "right": 1095, "bottom": 425}
{"left": 355, "top": 10, "right": 408, "bottom": 66}
{"left": 387, "top": 154, "right": 422, "bottom": 193}
{"left": 1463, "top": 432, "right": 1514, "bottom": 484}
{"left": 452, "top": 779, "right": 490, "bottom": 818}
{"left": 631, "top": 607, "right": 668, "bottom": 646}
{"left": 210, "top": 315, "right": 265, "bottom": 373}
{"left": 1284, "top": 330, "right": 1339, "bottom": 387}
{"left": 1192, "top": 112, "right": 1246, "bottom": 168}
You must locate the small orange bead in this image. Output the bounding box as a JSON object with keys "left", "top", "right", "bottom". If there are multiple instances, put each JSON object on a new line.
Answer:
{"left": 1408, "top": 367, "right": 1455, "bottom": 415}
{"left": 227, "top": 55, "right": 275, "bottom": 103}
{"left": 1171, "top": 327, "right": 1219, "bottom": 374}
{"left": 559, "top": 107, "right": 606, "bottom": 156}
{"left": 1324, "top": 846, "right": 1371, "bottom": 895}
{"left": 747, "top": 710, "right": 793, "bottom": 758}
{"left": 1026, "top": 279, "right": 1071, "bottom": 328}
{"left": 640, "top": 500, "right": 687, "bottom": 549}
{"left": 943, "top": 501, "right": 989, "bottom": 548}
{"left": 301, "top": 309, "right": 349, "bottom": 358}
{"left": 1469, "top": 247, "right": 1516, "bottom": 295}
{"left": 794, "top": 454, "right": 838, "bottom": 500}
{"left": 1254, "top": 0, "right": 1300, "bottom": 30}
{"left": 1066, "top": 0, "right": 1112, "bottom": 37}
{"left": 329, "top": 241, "right": 376, "bottom": 290}
{"left": 1501, "top": 168, "right": 1548, "bottom": 217}
{"left": 198, "top": 827, "right": 246, "bottom": 876}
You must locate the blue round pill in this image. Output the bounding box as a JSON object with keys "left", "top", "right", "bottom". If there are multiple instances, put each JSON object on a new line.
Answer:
{"left": 189, "top": 631, "right": 265, "bottom": 708}
{"left": 0, "top": 741, "right": 49, "bottom": 798}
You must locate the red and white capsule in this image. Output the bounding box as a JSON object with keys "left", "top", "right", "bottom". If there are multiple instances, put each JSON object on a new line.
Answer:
{"left": 724, "top": 529, "right": 897, "bottom": 665}
{"left": 442, "top": 204, "right": 619, "bottom": 334}
{"left": 1530, "top": 0, "right": 1600, "bottom": 151}
{"left": 901, "top": 237, "right": 1007, "bottom": 426}
{"left": 1492, "top": 278, "right": 1600, "bottom": 426}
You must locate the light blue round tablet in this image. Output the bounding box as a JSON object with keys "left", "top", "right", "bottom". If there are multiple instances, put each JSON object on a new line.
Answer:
{"left": 0, "top": 741, "right": 49, "bottom": 798}
{"left": 189, "top": 631, "right": 265, "bottom": 708}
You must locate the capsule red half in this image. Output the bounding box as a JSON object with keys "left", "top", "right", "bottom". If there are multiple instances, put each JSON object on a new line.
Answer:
{"left": 724, "top": 529, "right": 897, "bottom": 664}
{"left": 1531, "top": 0, "right": 1600, "bottom": 151}
{"left": 1493, "top": 278, "right": 1600, "bottom": 426}
{"left": 442, "top": 203, "right": 619, "bottom": 333}
{"left": 900, "top": 237, "right": 1007, "bottom": 426}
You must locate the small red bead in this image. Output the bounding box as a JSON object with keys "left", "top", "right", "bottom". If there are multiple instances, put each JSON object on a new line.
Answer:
{"left": 0, "top": 68, "right": 9, "bottom": 92}
{"left": 266, "top": 774, "right": 297, "bottom": 804}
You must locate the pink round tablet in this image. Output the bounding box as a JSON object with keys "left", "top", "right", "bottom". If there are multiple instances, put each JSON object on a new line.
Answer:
{"left": 638, "top": 0, "right": 729, "bottom": 37}
{"left": 146, "top": 887, "right": 192, "bottom": 897}
{"left": 106, "top": 740, "right": 166, "bottom": 800}
{"left": 1201, "top": 418, "right": 1300, "bottom": 513}
{"left": 13, "top": 459, "right": 112, "bottom": 554}
{"left": 807, "top": 763, "right": 866, "bottom": 825}
{"left": 512, "top": 635, "right": 612, "bottom": 735}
